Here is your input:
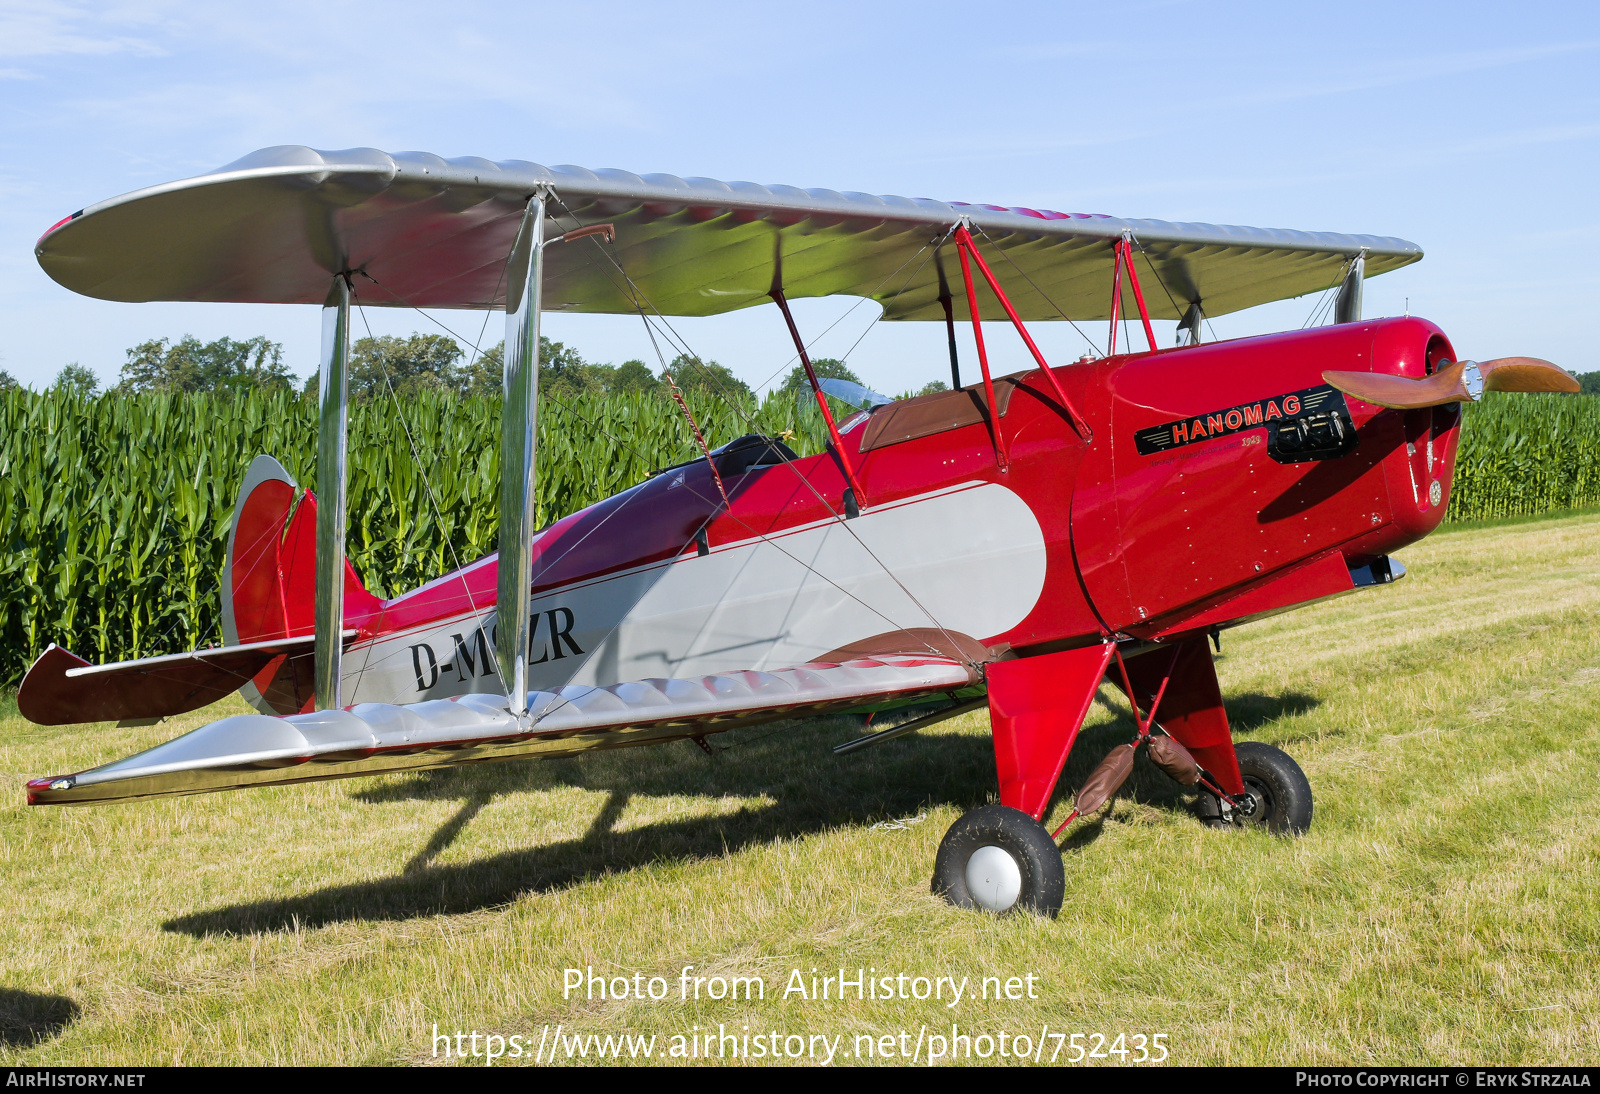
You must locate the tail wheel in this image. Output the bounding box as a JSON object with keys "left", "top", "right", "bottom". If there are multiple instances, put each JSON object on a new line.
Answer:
{"left": 1229, "top": 741, "right": 1314, "bottom": 834}
{"left": 932, "top": 804, "right": 1065, "bottom": 917}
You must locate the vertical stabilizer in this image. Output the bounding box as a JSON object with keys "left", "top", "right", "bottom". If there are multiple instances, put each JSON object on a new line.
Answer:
{"left": 222, "top": 455, "right": 379, "bottom": 714}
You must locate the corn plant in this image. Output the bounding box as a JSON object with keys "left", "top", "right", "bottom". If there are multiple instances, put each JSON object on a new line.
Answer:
{"left": 0, "top": 386, "right": 826, "bottom": 685}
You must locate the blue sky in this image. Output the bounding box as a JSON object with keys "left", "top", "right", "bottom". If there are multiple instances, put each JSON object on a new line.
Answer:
{"left": 2, "top": 0, "right": 1596, "bottom": 395}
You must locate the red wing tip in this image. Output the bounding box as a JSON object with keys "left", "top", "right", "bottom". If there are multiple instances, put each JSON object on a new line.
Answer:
{"left": 27, "top": 775, "right": 75, "bottom": 804}
{"left": 36, "top": 211, "right": 83, "bottom": 246}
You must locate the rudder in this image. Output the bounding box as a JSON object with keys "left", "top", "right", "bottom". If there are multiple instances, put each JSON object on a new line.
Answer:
{"left": 222, "top": 455, "right": 379, "bottom": 714}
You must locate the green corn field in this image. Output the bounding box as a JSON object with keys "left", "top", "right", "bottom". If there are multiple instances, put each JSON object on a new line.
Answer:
{"left": 0, "top": 388, "right": 1595, "bottom": 686}
{"left": 1444, "top": 393, "right": 1600, "bottom": 521}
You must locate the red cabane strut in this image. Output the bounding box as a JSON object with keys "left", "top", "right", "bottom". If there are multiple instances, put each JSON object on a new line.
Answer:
{"left": 951, "top": 226, "right": 1089, "bottom": 459}
{"left": 1108, "top": 234, "right": 1158, "bottom": 357}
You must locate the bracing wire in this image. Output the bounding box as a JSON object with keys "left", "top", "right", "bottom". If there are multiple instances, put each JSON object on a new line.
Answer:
{"left": 347, "top": 290, "right": 492, "bottom": 702}
{"left": 972, "top": 225, "right": 1104, "bottom": 357}
{"left": 355, "top": 238, "right": 963, "bottom": 720}
{"left": 543, "top": 198, "right": 971, "bottom": 667}
{"left": 1300, "top": 258, "right": 1356, "bottom": 330}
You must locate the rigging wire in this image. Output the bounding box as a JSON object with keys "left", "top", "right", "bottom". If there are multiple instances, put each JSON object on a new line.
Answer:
{"left": 971, "top": 225, "right": 1104, "bottom": 357}
{"left": 346, "top": 289, "right": 491, "bottom": 701}
{"left": 1127, "top": 234, "right": 1190, "bottom": 345}
{"left": 549, "top": 202, "right": 971, "bottom": 665}
{"left": 1300, "top": 258, "right": 1355, "bottom": 330}
{"left": 357, "top": 244, "right": 963, "bottom": 720}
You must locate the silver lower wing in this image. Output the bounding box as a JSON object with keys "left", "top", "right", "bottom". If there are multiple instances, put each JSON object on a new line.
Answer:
{"left": 27, "top": 656, "right": 978, "bottom": 806}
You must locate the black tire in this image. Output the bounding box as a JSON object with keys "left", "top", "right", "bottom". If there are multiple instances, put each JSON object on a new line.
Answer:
{"left": 1193, "top": 786, "right": 1230, "bottom": 828}
{"left": 931, "top": 805, "right": 1065, "bottom": 917}
{"left": 1233, "top": 741, "right": 1313, "bottom": 835}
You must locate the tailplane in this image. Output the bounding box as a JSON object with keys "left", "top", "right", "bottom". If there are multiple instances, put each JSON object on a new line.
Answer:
{"left": 17, "top": 455, "right": 378, "bottom": 726}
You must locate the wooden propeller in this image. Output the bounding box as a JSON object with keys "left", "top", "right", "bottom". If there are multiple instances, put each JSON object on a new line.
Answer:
{"left": 1323, "top": 357, "right": 1577, "bottom": 410}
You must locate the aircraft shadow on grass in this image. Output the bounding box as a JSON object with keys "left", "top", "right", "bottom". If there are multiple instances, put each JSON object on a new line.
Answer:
{"left": 0, "top": 988, "right": 79, "bottom": 1049}
{"left": 163, "top": 691, "right": 1320, "bottom": 937}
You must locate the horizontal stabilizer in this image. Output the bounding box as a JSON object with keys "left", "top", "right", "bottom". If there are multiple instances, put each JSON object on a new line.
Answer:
{"left": 27, "top": 656, "right": 976, "bottom": 805}
{"left": 17, "top": 634, "right": 355, "bottom": 727}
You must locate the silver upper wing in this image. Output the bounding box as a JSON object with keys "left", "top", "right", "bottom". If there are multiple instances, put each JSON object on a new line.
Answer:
{"left": 35, "top": 145, "right": 1421, "bottom": 321}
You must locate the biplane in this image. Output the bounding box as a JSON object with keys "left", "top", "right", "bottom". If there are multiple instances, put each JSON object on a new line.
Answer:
{"left": 18, "top": 146, "right": 1577, "bottom": 917}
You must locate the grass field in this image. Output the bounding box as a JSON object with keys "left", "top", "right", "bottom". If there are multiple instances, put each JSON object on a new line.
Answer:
{"left": 1, "top": 511, "right": 1597, "bottom": 1066}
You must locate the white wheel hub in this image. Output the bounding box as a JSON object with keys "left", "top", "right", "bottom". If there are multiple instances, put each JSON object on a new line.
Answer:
{"left": 965, "top": 844, "right": 1023, "bottom": 912}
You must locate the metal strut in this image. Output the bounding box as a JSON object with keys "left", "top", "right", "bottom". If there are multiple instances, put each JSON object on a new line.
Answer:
{"left": 497, "top": 190, "right": 549, "bottom": 717}
{"left": 314, "top": 273, "right": 352, "bottom": 710}
{"left": 951, "top": 226, "right": 1089, "bottom": 444}
{"left": 495, "top": 200, "right": 617, "bottom": 716}
{"left": 940, "top": 292, "right": 961, "bottom": 390}
{"left": 769, "top": 285, "right": 867, "bottom": 509}
{"left": 1108, "top": 235, "right": 1157, "bottom": 357}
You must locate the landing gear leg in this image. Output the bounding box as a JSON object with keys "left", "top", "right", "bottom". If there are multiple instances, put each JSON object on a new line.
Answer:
{"left": 932, "top": 805, "right": 1066, "bottom": 917}
{"left": 1198, "top": 742, "right": 1314, "bottom": 834}
{"left": 932, "top": 645, "right": 1114, "bottom": 918}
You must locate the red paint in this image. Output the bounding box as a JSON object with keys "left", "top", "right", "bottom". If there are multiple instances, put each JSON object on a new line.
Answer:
{"left": 1108, "top": 242, "right": 1124, "bottom": 357}
{"left": 987, "top": 644, "right": 1114, "bottom": 820}
{"left": 769, "top": 286, "right": 866, "bottom": 505}
{"left": 953, "top": 234, "right": 1009, "bottom": 470}
{"left": 1119, "top": 238, "right": 1158, "bottom": 354}
{"left": 38, "top": 307, "right": 1469, "bottom": 818}
{"left": 1115, "top": 639, "right": 1243, "bottom": 795}
{"left": 952, "top": 227, "right": 1086, "bottom": 437}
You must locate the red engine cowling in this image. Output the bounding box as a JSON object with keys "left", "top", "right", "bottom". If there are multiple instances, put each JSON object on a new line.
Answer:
{"left": 1068, "top": 317, "right": 1459, "bottom": 637}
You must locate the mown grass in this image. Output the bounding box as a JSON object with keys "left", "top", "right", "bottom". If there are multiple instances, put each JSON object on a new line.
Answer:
{"left": 1, "top": 511, "right": 1597, "bottom": 1066}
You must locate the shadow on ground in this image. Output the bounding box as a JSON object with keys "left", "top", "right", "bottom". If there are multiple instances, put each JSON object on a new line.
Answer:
{"left": 0, "top": 988, "right": 79, "bottom": 1049}
{"left": 164, "top": 690, "right": 1320, "bottom": 937}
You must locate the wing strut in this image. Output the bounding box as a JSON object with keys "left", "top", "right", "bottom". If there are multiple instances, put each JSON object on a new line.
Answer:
{"left": 933, "top": 248, "right": 961, "bottom": 389}
{"left": 1335, "top": 252, "right": 1365, "bottom": 323}
{"left": 314, "top": 274, "right": 352, "bottom": 710}
{"left": 493, "top": 199, "right": 621, "bottom": 715}
{"left": 1108, "top": 235, "right": 1158, "bottom": 356}
{"left": 940, "top": 293, "right": 961, "bottom": 390}
{"left": 497, "top": 189, "right": 549, "bottom": 716}
{"left": 952, "top": 226, "right": 1090, "bottom": 444}
{"left": 769, "top": 285, "right": 868, "bottom": 509}
{"left": 952, "top": 232, "right": 1010, "bottom": 471}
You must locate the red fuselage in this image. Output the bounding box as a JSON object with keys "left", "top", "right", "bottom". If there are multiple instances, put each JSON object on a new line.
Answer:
{"left": 336, "top": 316, "right": 1456, "bottom": 685}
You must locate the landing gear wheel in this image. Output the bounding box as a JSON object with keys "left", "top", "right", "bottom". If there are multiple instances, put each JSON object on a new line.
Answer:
{"left": 1226, "top": 742, "right": 1314, "bottom": 835}
{"left": 932, "top": 804, "right": 1065, "bottom": 917}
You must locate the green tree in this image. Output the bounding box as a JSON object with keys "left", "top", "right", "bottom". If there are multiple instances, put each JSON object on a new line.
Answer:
{"left": 0, "top": 369, "right": 18, "bottom": 392}
{"left": 778, "top": 357, "right": 862, "bottom": 398}
{"left": 608, "top": 359, "right": 659, "bottom": 395}
{"left": 1579, "top": 371, "right": 1600, "bottom": 396}
{"left": 666, "top": 354, "right": 752, "bottom": 402}
{"left": 349, "top": 333, "right": 463, "bottom": 399}
{"left": 199, "top": 336, "right": 295, "bottom": 394}
{"left": 118, "top": 335, "right": 293, "bottom": 394}
{"left": 460, "top": 337, "right": 606, "bottom": 401}
{"left": 53, "top": 363, "right": 100, "bottom": 395}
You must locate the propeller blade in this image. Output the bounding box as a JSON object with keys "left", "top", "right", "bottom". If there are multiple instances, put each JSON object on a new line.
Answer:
{"left": 1074, "top": 742, "right": 1137, "bottom": 816}
{"left": 1478, "top": 357, "right": 1580, "bottom": 394}
{"left": 1323, "top": 361, "right": 1471, "bottom": 410}
{"left": 1325, "top": 356, "right": 1578, "bottom": 410}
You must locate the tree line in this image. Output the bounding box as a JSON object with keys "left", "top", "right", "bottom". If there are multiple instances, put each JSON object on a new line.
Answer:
{"left": 0, "top": 332, "right": 940, "bottom": 404}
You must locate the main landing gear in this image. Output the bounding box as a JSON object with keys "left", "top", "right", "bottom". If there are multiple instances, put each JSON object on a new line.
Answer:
{"left": 1196, "top": 741, "right": 1313, "bottom": 834}
{"left": 930, "top": 637, "right": 1315, "bottom": 918}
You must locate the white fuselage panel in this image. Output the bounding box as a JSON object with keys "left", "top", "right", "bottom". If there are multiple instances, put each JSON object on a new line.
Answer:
{"left": 341, "top": 481, "right": 1047, "bottom": 705}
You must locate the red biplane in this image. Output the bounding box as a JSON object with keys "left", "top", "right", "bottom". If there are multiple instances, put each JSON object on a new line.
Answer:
{"left": 18, "top": 146, "right": 1576, "bottom": 916}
